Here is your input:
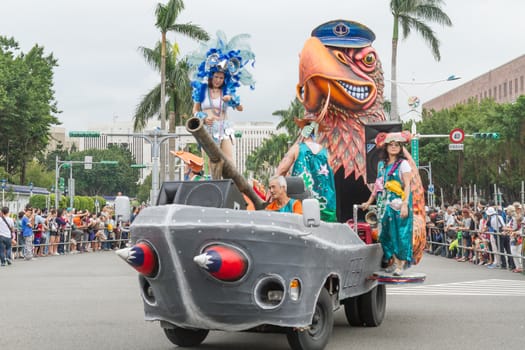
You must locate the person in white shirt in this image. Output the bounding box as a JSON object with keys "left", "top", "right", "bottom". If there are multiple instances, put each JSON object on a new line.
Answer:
{"left": 0, "top": 207, "right": 15, "bottom": 266}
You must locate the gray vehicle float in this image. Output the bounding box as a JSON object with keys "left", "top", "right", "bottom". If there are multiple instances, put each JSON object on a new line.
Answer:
{"left": 117, "top": 117, "right": 387, "bottom": 350}
{"left": 118, "top": 189, "right": 386, "bottom": 350}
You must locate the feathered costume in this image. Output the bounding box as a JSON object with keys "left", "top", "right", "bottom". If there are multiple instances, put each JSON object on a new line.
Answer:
{"left": 294, "top": 20, "right": 426, "bottom": 264}
{"left": 188, "top": 31, "right": 255, "bottom": 142}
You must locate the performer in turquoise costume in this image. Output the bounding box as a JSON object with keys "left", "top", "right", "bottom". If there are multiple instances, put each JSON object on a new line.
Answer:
{"left": 276, "top": 113, "right": 337, "bottom": 222}
{"left": 362, "top": 131, "right": 413, "bottom": 276}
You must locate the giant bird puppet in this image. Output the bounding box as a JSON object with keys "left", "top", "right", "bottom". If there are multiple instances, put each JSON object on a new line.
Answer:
{"left": 288, "top": 20, "right": 426, "bottom": 264}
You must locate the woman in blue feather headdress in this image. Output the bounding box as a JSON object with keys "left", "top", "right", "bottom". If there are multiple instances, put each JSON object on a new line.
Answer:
{"left": 189, "top": 31, "right": 255, "bottom": 169}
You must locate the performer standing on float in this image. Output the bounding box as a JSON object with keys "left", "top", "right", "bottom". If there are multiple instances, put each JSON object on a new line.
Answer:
{"left": 362, "top": 131, "right": 414, "bottom": 276}
{"left": 170, "top": 150, "right": 205, "bottom": 181}
{"left": 188, "top": 31, "right": 255, "bottom": 176}
{"left": 275, "top": 111, "right": 337, "bottom": 222}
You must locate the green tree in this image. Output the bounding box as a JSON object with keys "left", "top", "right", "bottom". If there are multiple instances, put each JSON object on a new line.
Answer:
{"left": 153, "top": 0, "right": 208, "bottom": 132}
{"left": 389, "top": 0, "right": 452, "bottom": 121}
{"left": 245, "top": 99, "right": 303, "bottom": 183}
{"left": 136, "top": 173, "right": 152, "bottom": 204}
{"left": 273, "top": 97, "right": 303, "bottom": 137}
{"left": 64, "top": 146, "right": 139, "bottom": 197}
{"left": 22, "top": 160, "right": 55, "bottom": 190}
{"left": 0, "top": 36, "right": 59, "bottom": 183}
{"left": 418, "top": 97, "right": 525, "bottom": 203}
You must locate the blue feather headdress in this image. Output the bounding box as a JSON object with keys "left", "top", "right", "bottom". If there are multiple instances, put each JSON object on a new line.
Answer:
{"left": 188, "top": 31, "right": 255, "bottom": 107}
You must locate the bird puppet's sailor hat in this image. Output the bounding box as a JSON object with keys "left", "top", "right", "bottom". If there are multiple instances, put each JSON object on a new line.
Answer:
{"left": 311, "top": 20, "right": 376, "bottom": 48}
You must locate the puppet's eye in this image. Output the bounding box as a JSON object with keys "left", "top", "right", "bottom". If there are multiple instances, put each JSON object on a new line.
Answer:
{"left": 362, "top": 53, "right": 376, "bottom": 66}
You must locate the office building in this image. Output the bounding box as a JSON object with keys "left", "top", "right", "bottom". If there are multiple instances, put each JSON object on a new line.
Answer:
{"left": 423, "top": 54, "right": 525, "bottom": 111}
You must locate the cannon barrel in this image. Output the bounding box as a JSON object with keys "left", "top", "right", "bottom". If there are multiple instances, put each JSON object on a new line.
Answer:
{"left": 186, "top": 117, "right": 265, "bottom": 210}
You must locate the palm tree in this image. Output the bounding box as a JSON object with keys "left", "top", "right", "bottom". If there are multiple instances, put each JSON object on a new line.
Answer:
{"left": 134, "top": 41, "right": 194, "bottom": 180}
{"left": 154, "top": 0, "right": 208, "bottom": 131}
{"left": 134, "top": 41, "right": 192, "bottom": 131}
{"left": 245, "top": 99, "right": 305, "bottom": 183}
{"left": 154, "top": 0, "right": 208, "bottom": 181}
{"left": 389, "top": 0, "right": 452, "bottom": 121}
{"left": 273, "top": 97, "right": 304, "bottom": 137}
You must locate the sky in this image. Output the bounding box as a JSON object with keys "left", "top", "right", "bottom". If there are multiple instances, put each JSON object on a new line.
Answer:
{"left": 1, "top": 0, "right": 525, "bottom": 132}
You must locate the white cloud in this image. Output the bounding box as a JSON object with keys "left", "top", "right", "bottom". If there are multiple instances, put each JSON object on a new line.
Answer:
{"left": 1, "top": 0, "right": 523, "bottom": 131}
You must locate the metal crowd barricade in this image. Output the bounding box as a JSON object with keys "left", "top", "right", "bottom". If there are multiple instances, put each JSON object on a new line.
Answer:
{"left": 426, "top": 225, "right": 524, "bottom": 275}
{"left": 10, "top": 225, "right": 132, "bottom": 259}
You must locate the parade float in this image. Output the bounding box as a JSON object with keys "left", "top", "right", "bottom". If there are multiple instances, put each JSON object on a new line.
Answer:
{"left": 118, "top": 20, "right": 425, "bottom": 350}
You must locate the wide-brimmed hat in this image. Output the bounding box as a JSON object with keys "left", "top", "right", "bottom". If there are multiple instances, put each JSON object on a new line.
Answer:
{"left": 375, "top": 131, "right": 412, "bottom": 148}
{"left": 171, "top": 151, "right": 204, "bottom": 173}
{"left": 485, "top": 207, "right": 496, "bottom": 216}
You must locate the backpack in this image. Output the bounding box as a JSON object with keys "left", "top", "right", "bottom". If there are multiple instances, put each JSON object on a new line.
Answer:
{"left": 486, "top": 215, "right": 503, "bottom": 232}
{"left": 49, "top": 217, "right": 58, "bottom": 233}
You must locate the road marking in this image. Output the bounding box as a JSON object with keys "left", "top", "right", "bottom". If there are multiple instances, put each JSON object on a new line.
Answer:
{"left": 387, "top": 279, "right": 525, "bottom": 296}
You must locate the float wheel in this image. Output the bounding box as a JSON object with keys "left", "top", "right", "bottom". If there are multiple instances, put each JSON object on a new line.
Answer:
{"left": 357, "top": 284, "right": 386, "bottom": 327}
{"left": 286, "top": 288, "right": 334, "bottom": 350}
{"left": 163, "top": 326, "right": 209, "bottom": 347}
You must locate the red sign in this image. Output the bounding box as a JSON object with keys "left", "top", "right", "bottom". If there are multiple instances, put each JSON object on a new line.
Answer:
{"left": 449, "top": 128, "right": 465, "bottom": 144}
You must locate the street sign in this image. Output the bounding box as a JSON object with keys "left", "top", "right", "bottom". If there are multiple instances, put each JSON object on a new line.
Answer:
{"left": 448, "top": 143, "right": 464, "bottom": 151}
{"left": 411, "top": 139, "right": 419, "bottom": 167}
{"left": 69, "top": 131, "right": 101, "bottom": 137}
{"left": 473, "top": 132, "right": 500, "bottom": 139}
{"left": 84, "top": 156, "right": 92, "bottom": 170}
{"left": 449, "top": 128, "right": 465, "bottom": 144}
{"left": 428, "top": 184, "right": 434, "bottom": 194}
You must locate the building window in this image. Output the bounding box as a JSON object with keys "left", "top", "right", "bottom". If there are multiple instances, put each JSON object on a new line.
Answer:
{"left": 521, "top": 76, "right": 524, "bottom": 92}
{"left": 493, "top": 87, "right": 497, "bottom": 97}
{"left": 504, "top": 82, "right": 507, "bottom": 97}
{"left": 515, "top": 78, "right": 518, "bottom": 93}
{"left": 510, "top": 80, "right": 513, "bottom": 95}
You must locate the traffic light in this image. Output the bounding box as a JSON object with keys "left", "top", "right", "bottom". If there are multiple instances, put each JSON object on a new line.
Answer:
{"left": 59, "top": 177, "right": 65, "bottom": 190}
{"left": 473, "top": 132, "right": 500, "bottom": 139}
{"left": 69, "top": 131, "right": 101, "bottom": 137}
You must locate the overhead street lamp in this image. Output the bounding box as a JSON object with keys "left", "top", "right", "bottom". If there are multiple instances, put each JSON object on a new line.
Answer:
{"left": 388, "top": 75, "right": 461, "bottom": 86}
{"left": 70, "top": 129, "right": 181, "bottom": 205}
{"left": 388, "top": 74, "right": 461, "bottom": 121}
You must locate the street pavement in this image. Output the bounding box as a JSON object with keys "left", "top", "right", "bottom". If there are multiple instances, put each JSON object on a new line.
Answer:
{"left": 1, "top": 251, "right": 524, "bottom": 350}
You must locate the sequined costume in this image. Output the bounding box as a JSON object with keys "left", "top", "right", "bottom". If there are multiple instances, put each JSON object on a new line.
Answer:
{"left": 291, "top": 142, "right": 337, "bottom": 222}
{"left": 376, "top": 159, "right": 413, "bottom": 263}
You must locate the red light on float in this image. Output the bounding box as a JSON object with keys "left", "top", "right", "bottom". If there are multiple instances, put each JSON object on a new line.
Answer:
{"left": 116, "top": 242, "right": 158, "bottom": 277}
{"left": 193, "top": 244, "right": 248, "bottom": 282}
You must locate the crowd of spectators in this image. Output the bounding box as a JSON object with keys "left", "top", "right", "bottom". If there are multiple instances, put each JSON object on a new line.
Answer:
{"left": 0, "top": 204, "right": 142, "bottom": 267}
{"left": 426, "top": 201, "right": 524, "bottom": 273}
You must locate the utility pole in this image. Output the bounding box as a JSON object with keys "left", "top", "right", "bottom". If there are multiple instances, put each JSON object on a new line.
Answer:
{"left": 102, "top": 129, "right": 180, "bottom": 205}
{"left": 55, "top": 157, "right": 118, "bottom": 209}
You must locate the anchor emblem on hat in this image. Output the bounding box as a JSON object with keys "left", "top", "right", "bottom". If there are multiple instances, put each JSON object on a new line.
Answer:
{"left": 333, "top": 22, "right": 350, "bottom": 37}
